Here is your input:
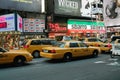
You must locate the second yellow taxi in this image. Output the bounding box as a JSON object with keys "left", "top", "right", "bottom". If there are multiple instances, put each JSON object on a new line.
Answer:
{"left": 80, "top": 37, "right": 112, "bottom": 53}
{"left": 41, "top": 41, "right": 100, "bottom": 61}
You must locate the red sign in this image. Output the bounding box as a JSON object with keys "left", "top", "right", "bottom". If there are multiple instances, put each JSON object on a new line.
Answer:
{"left": 48, "top": 23, "right": 67, "bottom": 32}
{"left": 0, "top": 22, "right": 7, "bottom": 28}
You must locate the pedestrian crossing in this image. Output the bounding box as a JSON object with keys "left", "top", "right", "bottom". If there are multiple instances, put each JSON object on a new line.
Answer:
{"left": 94, "top": 58, "right": 120, "bottom": 66}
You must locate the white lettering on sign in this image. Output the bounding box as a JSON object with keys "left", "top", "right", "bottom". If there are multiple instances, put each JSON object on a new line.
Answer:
{"left": 70, "top": 24, "right": 104, "bottom": 30}
{"left": 72, "top": 24, "right": 87, "bottom": 29}
{"left": 58, "top": 0, "right": 78, "bottom": 9}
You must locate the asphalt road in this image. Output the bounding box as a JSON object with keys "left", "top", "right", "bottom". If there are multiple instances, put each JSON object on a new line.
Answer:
{"left": 0, "top": 54, "right": 120, "bottom": 80}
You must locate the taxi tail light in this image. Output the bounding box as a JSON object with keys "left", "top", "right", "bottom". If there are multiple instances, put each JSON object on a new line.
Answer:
{"left": 49, "top": 49, "right": 56, "bottom": 53}
{"left": 24, "top": 45, "right": 29, "bottom": 48}
{"left": 107, "top": 43, "right": 112, "bottom": 48}
{"left": 95, "top": 44, "right": 100, "bottom": 47}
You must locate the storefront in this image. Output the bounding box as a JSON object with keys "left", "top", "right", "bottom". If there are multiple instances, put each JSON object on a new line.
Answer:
{"left": 67, "top": 19, "right": 105, "bottom": 39}
{"left": 106, "top": 27, "right": 120, "bottom": 38}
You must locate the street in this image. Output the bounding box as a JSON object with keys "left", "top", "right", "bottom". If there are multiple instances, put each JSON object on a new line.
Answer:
{"left": 0, "top": 54, "right": 120, "bottom": 80}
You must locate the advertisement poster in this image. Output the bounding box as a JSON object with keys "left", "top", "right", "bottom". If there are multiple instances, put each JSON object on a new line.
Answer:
{"left": 54, "top": 0, "right": 100, "bottom": 18}
{"left": 54, "top": 0, "right": 81, "bottom": 16}
{"left": 0, "top": 13, "right": 15, "bottom": 32}
{"left": 81, "top": 0, "right": 95, "bottom": 17}
{"left": 23, "top": 18, "right": 45, "bottom": 32}
{"left": 17, "top": 14, "right": 23, "bottom": 32}
{"left": 103, "top": 0, "right": 120, "bottom": 26}
{"left": 67, "top": 19, "right": 105, "bottom": 33}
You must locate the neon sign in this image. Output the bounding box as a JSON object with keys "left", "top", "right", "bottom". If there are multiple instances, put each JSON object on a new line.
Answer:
{"left": 48, "top": 23, "right": 67, "bottom": 32}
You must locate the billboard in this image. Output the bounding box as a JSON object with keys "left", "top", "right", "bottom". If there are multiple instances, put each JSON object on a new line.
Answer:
{"left": 23, "top": 18, "right": 45, "bottom": 32}
{"left": 0, "top": 14, "right": 15, "bottom": 32}
{"left": 0, "top": 13, "right": 22, "bottom": 32}
{"left": 81, "top": 0, "right": 96, "bottom": 17}
{"left": 103, "top": 0, "right": 120, "bottom": 26}
{"left": 48, "top": 23, "right": 67, "bottom": 32}
{"left": 54, "top": 0, "right": 81, "bottom": 16}
{"left": 54, "top": 0, "right": 97, "bottom": 18}
{"left": 0, "top": 0, "right": 41, "bottom": 12}
{"left": 17, "top": 14, "right": 23, "bottom": 32}
{"left": 67, "top": 19, "right": 105, "bottom": 33}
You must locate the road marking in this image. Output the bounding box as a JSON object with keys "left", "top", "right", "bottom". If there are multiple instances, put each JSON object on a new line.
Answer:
{"left": 107, "top": 62, "right": 120, "bottom": 66}
{"left": 108, "top": 58, "right": 118, "bottom": 61}
{"left": 94, "top": 61, "right": 106, "bottom": 63}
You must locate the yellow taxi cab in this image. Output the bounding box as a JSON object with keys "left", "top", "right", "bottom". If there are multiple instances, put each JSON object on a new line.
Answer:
{"left": 0, "top": 47, "right": 33, "bottom": 66}
{"left": 80, "top": 37, "right": 112, "bottom": 53}
{"left": 22, "top": 38, "right": 57, "bottom": 58}
{"left": 41, "top": 41, "right": 101, "bottom": 61}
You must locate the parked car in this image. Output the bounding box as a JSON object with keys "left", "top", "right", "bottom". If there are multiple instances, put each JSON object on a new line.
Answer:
{"left": 0, "top": 47, "right": 33, "bottom": 66}
{"left": 110, "top": 35, "right": 120, "bottom": 44}
{"left": 23, "top": 38, "right": 57, "bottom": 58}
{"left": 110, "top": 44, "right": 120, "bottom": 58}
{"left": 114, "top": 39, "right": 120, "bottom": 44}
{"left": 110, "top": 36, "right": 120, "bottom": 57}
{"left": 41, "top": 41, "right": 100, "bottom": 61}
{"left": 80, "top": 37, "right": 112, "bottom": 53}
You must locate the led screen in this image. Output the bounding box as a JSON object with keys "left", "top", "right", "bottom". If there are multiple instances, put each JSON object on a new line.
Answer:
{"left": 0, "top": 13, "right": 15, "bottom": 32}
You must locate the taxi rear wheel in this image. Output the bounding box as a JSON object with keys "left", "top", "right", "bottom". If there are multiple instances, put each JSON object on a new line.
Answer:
{"left": 92, "top": 50, "right": 98, "bottom": 58}
{"left": 63, "top": 53, "right": 72, "bottom": 62}
{"left": 32, "top": 51, "right": 40, "bottom": 58}
{"left": 110, "top": 54, "right": 115, "bottom": 58}
{"left": 14, "top": 56, "right": 25, "bottom": 66}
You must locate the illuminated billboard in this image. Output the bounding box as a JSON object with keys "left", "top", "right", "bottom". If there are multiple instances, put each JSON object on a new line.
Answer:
{"left": 54, "top": 0, "right": 96, "bottom": 18}
{"left": 67, "top": 19, "right": 105, "bottom": 33}
{"left": 0, "top": 0, "right": 41, "bottom": 12}
{"left": 17, "top": 14, "right": 23, "bottom": 32}
{"left": 0, "top": 13, "right": 23, "bottom": 32}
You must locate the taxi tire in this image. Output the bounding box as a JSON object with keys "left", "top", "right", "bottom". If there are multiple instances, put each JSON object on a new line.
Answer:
{"left": 63, "top": 53, "right": 72, "bottom": 62}
{"left": 32, "top": 51, "right": 40, "bottom": 58}
{"left": 92, "top": 50, "right": 98, "bottom": 58}
{"left": 110, "top": 54, "right": 115, "bottom": 58}
{"left": 14, "top": 56, "right": 25, "bottom": 66}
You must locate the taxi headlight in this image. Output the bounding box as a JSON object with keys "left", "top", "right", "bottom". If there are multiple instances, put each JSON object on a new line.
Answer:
{"left": 26, "top": 53, "right": 32, "bottom": 57}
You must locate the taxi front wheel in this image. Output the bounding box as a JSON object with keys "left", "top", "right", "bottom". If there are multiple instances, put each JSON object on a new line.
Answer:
{"left": 32, "top": 51, "right": 40, "bottom": 58}
{"left": 63, "top": 53, "right": 72, "bottom": 62}
{"left": 14, "top": 56, "right": 25, "bottom": 66}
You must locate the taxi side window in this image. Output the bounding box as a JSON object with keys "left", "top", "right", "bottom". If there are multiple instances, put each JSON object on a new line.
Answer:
{"left": 31, "top": 40, "right": 41, "bottom": 45}
{"left": 0, "top": 48, "right": 2, "bottom": 52}
{"left": 0, "top": 48, "right": 6, "bottom": 52}
{"left": 41, "top": 40, "right": 51, "bottom": 45}
{"left": 88, "top": 39, "right": 97, "bottom": 42}
{"left": 79, "top": 43, "right": 87, "bottom": 47}
{"left": 70, "top": 43, "right": 79, "bottom": 47}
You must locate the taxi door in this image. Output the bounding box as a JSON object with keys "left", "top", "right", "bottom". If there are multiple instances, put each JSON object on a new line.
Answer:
{"left": 78, "top": 43, "right": 90, "bottom": 56}
{"left": 0, "top": 52, "right": 8, "bottom": 64}
{"left": 69, "top": 42, "right": 85, "bottom": 57}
